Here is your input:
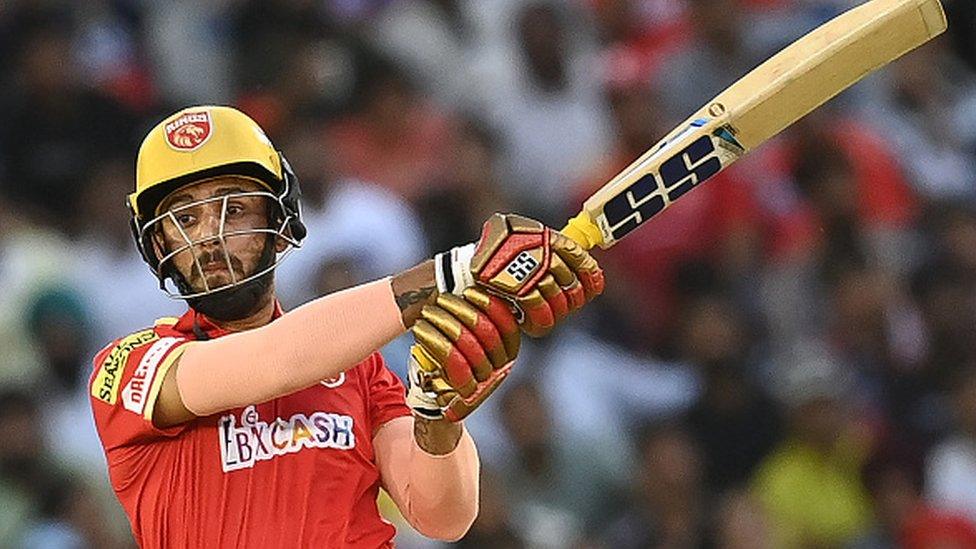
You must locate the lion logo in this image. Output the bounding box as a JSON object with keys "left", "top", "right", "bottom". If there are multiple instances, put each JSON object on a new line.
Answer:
{"left": 165, "top": 111, "right": 212, "bottom": 151}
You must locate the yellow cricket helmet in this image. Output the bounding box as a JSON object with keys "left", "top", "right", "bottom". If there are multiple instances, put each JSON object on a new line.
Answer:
{"left": 129, "top": 105, "right": 306, "bottom": 302}
{"left": 132, "top": 105, "right": 286, "bottom": 220}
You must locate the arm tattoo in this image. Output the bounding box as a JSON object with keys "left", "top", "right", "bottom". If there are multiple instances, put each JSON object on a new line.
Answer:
{"left": 414, "top": 416, "right": 462, "bottom": 455}
{"left": 395, "top": 286, "right": 435, "bottom": 312}
{"left": 391, "top": 260, "right": 438, "bottom": 327}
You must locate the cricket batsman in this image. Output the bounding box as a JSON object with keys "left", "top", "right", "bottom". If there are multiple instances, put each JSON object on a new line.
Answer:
{"left": 88, "top": 105, "right": 604, "bottom": 548}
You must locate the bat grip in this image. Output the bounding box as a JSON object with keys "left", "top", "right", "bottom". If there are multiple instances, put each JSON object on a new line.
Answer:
{"left": 560, "top": 212, "right": 603, "bottom": 251}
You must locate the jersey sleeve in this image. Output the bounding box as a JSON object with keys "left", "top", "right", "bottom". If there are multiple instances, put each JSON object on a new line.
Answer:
{"left": 366, "top": 352, "right": 411, "bottom": 433}
{"left": 89, "top": 329, "right": 192, "bottom": 451}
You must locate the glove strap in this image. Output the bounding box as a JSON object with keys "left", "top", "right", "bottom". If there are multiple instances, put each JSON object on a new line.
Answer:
{"left": 434, "top": 243, "right": 476, "bottom": 296}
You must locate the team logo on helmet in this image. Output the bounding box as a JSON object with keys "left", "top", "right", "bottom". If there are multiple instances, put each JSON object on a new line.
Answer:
{"left": 165, "top": 110, "right": 213, "bottom": 151}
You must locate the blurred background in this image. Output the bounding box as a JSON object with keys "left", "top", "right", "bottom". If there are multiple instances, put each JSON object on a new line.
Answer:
{"left": 1, "top": 0, "right": 975, "bottom": 547}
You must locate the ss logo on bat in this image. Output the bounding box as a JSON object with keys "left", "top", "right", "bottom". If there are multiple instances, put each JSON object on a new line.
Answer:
{"left": 603, "top": 135, "right": 722, "bottom": 241}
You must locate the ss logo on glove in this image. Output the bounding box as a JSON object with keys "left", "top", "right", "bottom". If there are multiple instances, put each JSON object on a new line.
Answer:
{"left": 505, "top": 251, "right": 541, "bottom": 283}
{"left": 435, "top": 213, "right": 605, "bottom": 338}
{"left": 471, "top": 213, "right": 605, "bottom": 337}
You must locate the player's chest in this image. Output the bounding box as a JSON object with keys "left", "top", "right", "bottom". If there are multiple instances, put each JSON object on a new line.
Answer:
{"left": 205, "top": 372, "right": 373, "bottom": 474}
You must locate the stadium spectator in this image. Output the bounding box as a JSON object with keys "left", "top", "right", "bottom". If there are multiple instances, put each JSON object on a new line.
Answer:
{"left": 0, "top": 389, "right": 101, "bottom": 547}
{"left": 326, "top": 61, "right": 459, "bottom": 201}
{"left": 577, "top": 76, "right": 764, "bottom": 350}
{"left": 947, "top": 0, "right": 976, "bottom": 71}
{"left": 474, "top": 1, "right": 612, "bottom": 220}
{"left": 228, "top": 0, "right": 335, "bottom": 99}
{"left": 0, "top": 220, "right": 79, "bottom": 388}
{"left": 495, "top": 318, "right": 699, "bottom": 469}
{"left": 72, "top": 157, "right": 182, "bottom": 349}
{"left": 867, "top": 42, "right": 976, "bottom": 201}
{"left": 0, "top": 9, "right": 138, "bottom": 233}
{"left": 589, "top": 0, "right": 690, "bottom": 86}
{"left": 855, "top": 437, "right": 976, "bottom": 549}
{"left": 19, "top": 476, "right": 126, "bottom": 549}
{"left": 369, "top": 0, "right": 475, "bottom": 109}
{"left": 926, "top": 366, "right": 976, "bottom": 525}
{"left": 600, "top": 422, "right": 709, "bottom": 548}
{"left": 25, "top": 287, "right": 106, "bottom": 473}
{"left": 74, "top": 1, "right": 155, "bottom": 113}
{"left": 712, "top": 488, "right": 774, "bottom": 549}
{"left": 414, "top": 117, "right": 514, "bottom": 253}
{"left": 928, "top": 202, "right": 976, "bottom": 282}
{"left": 451, "top": 468, "right": 523, "bottom": 549}
{"left": 781, "top": 115, "right": 919, "bottom": 271}
{"left": 495, "top": 381, "right": 625, "bottom": 547}
{"left": 752, "top": 344, "right": 874, "bottom": 547}
{"left": 824, "top": 261, "right": 923, "bottom": 415}
{"left": 655, "top": 0, "right": 764, "bottom": 122}
{"left": 759, "top": 115, "right": 920, "bottom": 367}
{"left": 682, "top": 294, "right": 784, "bottom": 493}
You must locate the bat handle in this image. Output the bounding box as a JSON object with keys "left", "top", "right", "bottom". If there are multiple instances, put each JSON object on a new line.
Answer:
{"left": 560, "top": 211, "right": 603, "bottom": 251}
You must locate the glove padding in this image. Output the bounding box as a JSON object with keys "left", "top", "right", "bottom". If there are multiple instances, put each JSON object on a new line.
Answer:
{"left": 407, "top": 287, "right": 520, "bottom": 422}
{"left": 470, "top": 213, "right": 605, "bottom": 337}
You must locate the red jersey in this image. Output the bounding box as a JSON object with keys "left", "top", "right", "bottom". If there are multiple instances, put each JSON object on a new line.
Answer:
{"left": 88, "top": 305, "right": 412, "bottom": 548}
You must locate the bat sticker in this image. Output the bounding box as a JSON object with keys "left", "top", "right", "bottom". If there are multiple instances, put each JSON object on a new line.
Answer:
{"left": 601, "top": 134, "right": 725, "bottom": 241}
{"left": 713, "top": 126, "right": 745, "bottom": 154}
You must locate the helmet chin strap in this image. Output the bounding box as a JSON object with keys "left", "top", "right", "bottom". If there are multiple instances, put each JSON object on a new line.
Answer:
{"left": 169, "top": 236, "right": 278, "bottom": 322}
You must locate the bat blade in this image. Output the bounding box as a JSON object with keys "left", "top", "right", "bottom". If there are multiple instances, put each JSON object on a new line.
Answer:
{"left": 562, "top": 0, "right": 947, "bottom": 250}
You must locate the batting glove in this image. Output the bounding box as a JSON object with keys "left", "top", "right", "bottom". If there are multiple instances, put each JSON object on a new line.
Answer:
{"left": 407, "top": 288, "right": 520, "bottom": 422}
{"left": 434, "top": 213, "right": 605, "bottom": 337}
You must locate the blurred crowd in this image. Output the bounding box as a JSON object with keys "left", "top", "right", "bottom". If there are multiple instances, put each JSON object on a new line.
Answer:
{"left": 1, "top": 0, "right": 975, "bottom": 547}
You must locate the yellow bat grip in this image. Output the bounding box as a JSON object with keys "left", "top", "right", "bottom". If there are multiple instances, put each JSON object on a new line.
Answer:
{"left": 560, "top": 211, "right": 604, "bottom": 251}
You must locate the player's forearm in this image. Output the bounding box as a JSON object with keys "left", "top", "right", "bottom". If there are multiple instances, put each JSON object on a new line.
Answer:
{"left": 176, "top": 267, "right": 436, "bottom": 416}
{"left": 413, "top": 416, "right": 463, "bottom": 455}
{"left": 391, "top": 260, "right": 438, "bottom": 327}
{"left": 374, "top": 417, "right": 479, "bottom": 542}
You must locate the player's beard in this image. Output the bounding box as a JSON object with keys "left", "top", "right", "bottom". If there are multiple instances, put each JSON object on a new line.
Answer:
{"left": 189, "top": 269, "right": 274, "bottom": 322}
{"left": 171, "top": 235, "right": 277, "bottom": 322}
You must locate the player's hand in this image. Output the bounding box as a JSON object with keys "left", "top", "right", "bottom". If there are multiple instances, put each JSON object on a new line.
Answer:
{"left": 406, "top": 287, "right": 520, "bottom": 422}
{"left": 434, "top": 213, "right": 605, "bottom": 337}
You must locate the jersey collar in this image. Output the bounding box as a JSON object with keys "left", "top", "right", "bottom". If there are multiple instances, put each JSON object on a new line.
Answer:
{"left": 173, "top": 301, "right": 285, "bottom": 339}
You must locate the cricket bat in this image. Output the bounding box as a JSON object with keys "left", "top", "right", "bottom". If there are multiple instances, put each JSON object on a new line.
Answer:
{"left": 561, "top": 0, "right": 947, "bottom": 251}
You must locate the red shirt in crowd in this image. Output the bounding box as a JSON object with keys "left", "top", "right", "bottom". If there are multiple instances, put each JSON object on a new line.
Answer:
{"left": 900, "top": 505, "right": 976, "bottom": 549}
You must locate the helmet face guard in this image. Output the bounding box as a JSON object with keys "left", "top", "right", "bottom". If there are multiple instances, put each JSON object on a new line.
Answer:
{"left": 137, "top": 190, "right": 299, "bottom": 299}
{"left": 130, "top": 155, "right": 306, "bottom": 303}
